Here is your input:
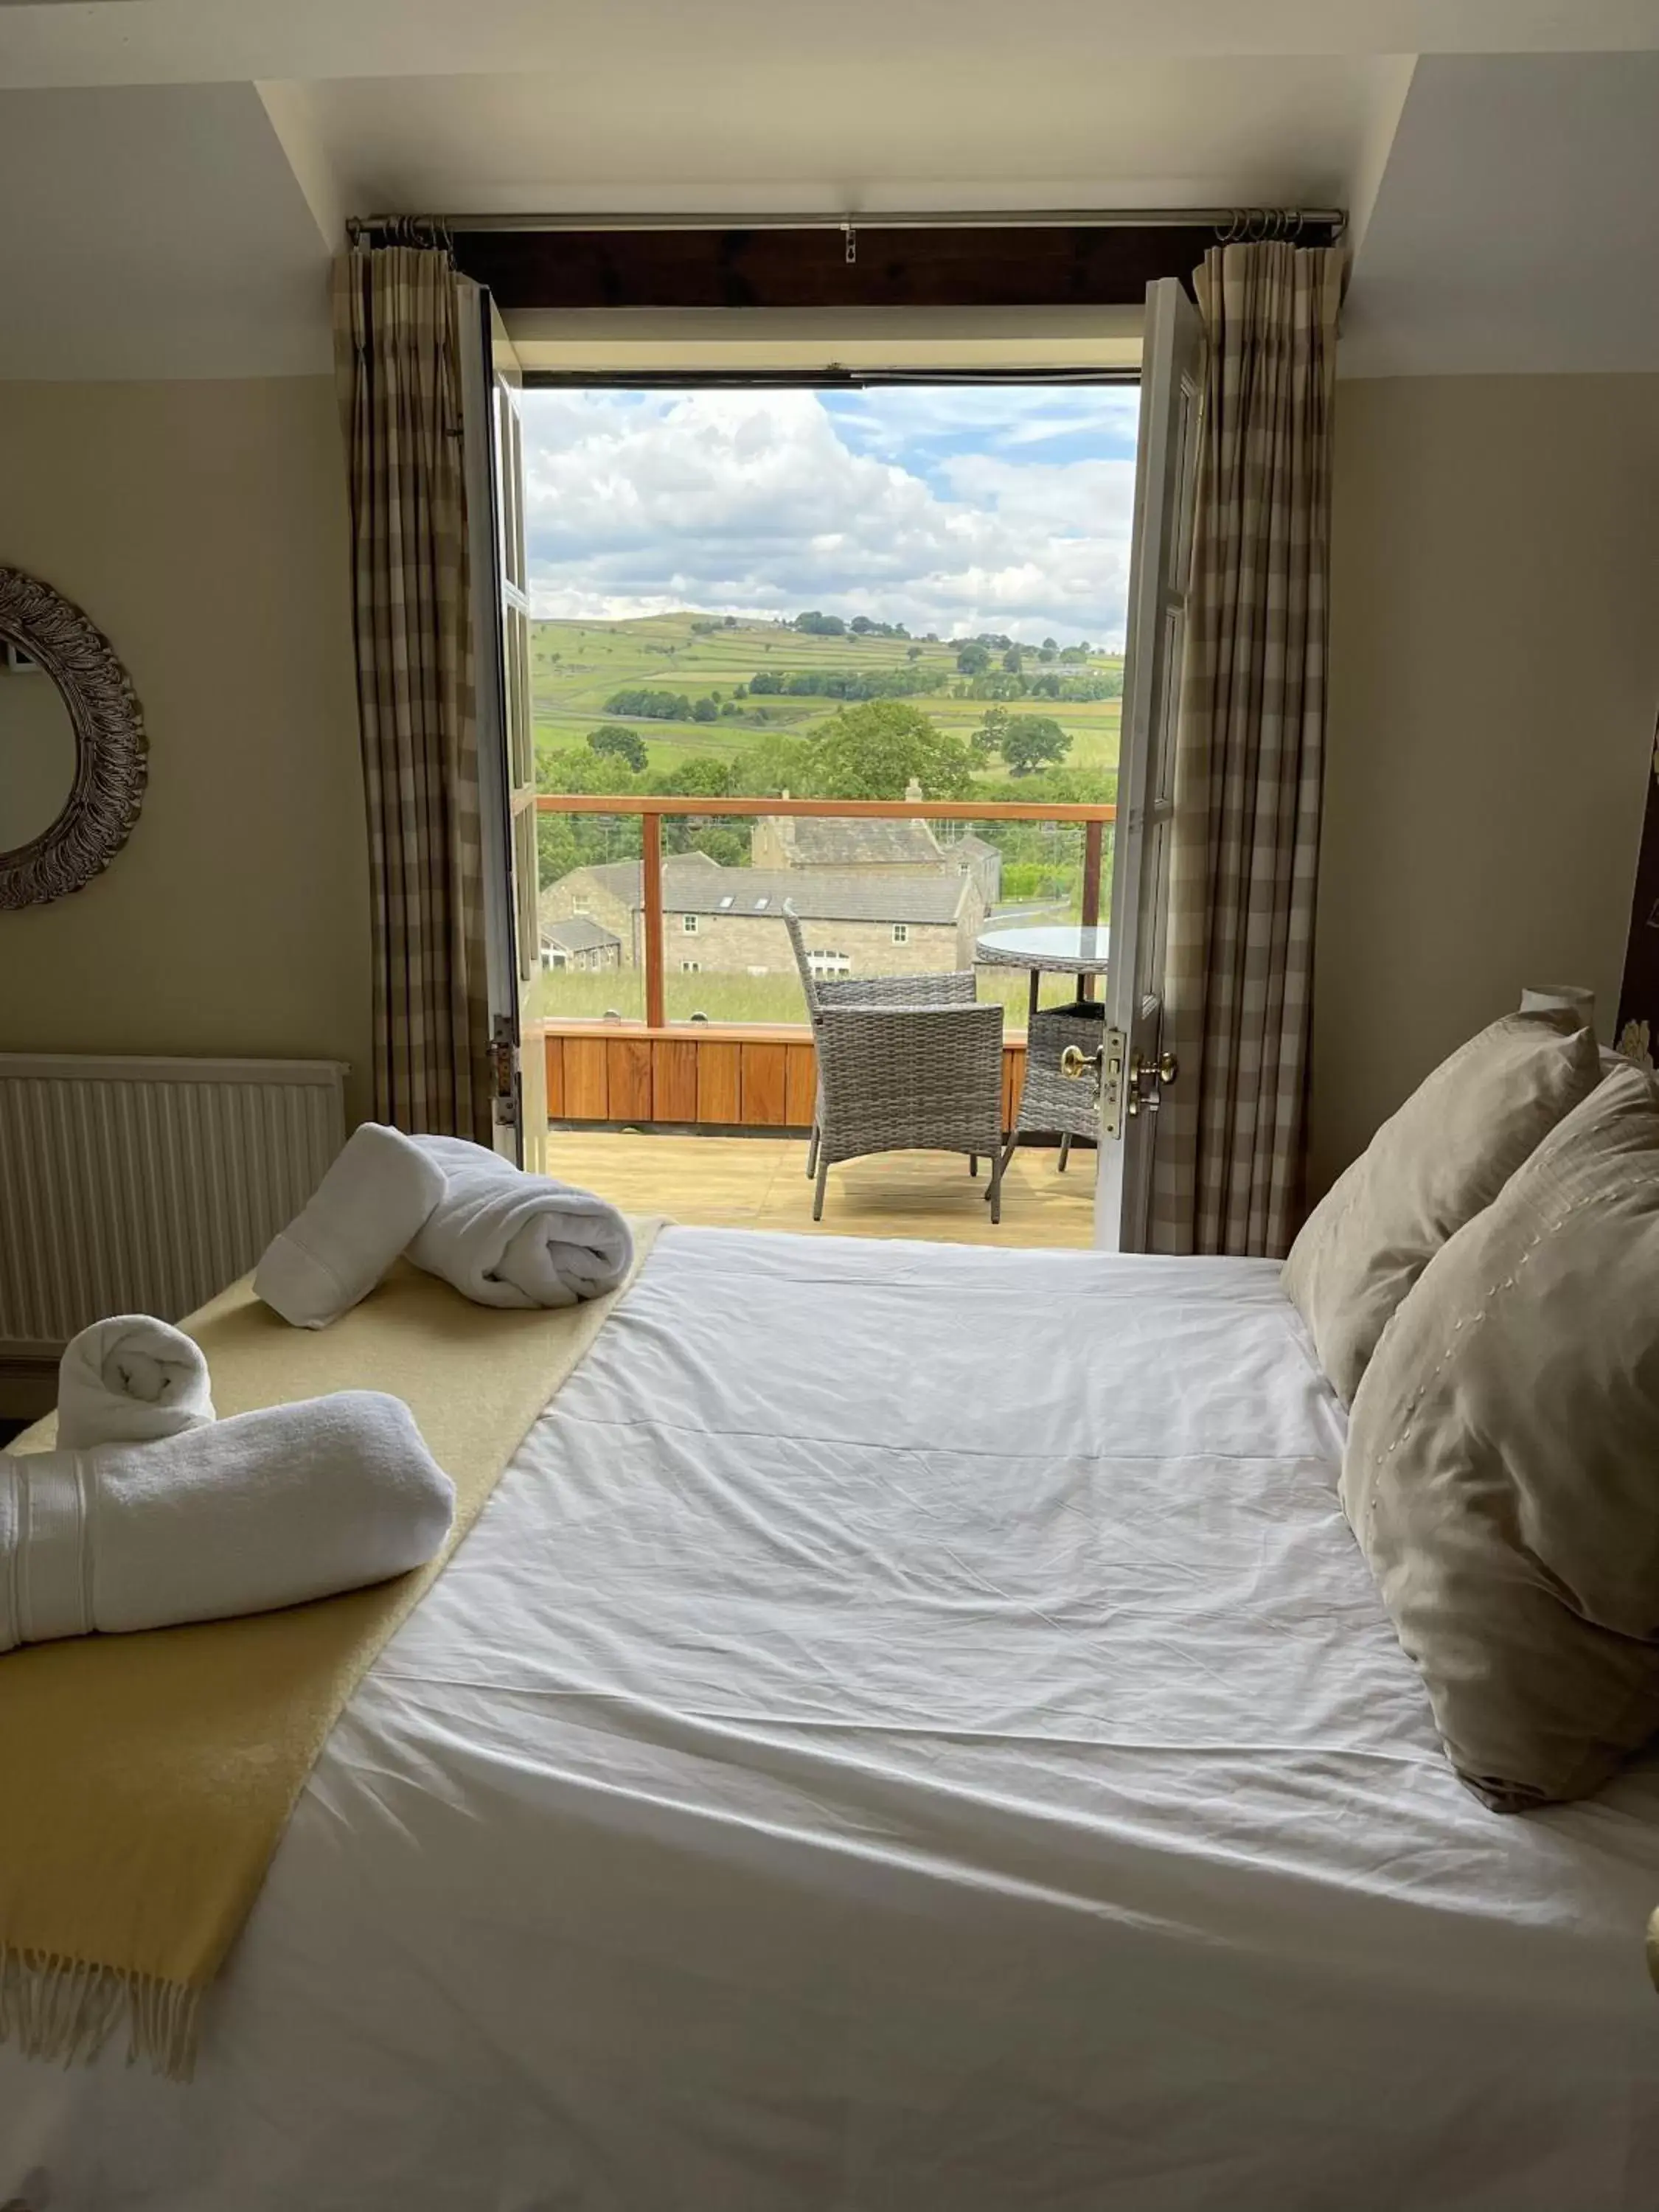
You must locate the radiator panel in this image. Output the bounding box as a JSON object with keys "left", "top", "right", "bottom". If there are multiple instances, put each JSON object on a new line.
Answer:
{"left": 0, "top": 1055, "right": 346, "bottom": 1355}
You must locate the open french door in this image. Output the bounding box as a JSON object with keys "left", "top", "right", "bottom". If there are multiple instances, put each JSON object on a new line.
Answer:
{"left": 460, "top": 280, "right": 547, "bottom": 1171}
{"left": 1093, "top": 278, "right": 1203, "bottom": 1251}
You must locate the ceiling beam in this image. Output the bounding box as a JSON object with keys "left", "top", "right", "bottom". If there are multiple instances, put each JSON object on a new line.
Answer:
{"left": 451, "top": 223, "right": 1324, "bottom": 313}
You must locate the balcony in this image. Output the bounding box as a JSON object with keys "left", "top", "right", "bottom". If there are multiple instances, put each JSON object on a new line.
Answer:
{"left": 535, "top": 793, "right": 1114, "bottom": 1248}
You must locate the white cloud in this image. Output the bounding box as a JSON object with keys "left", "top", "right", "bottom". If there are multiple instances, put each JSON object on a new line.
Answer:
{"left": 520, "top": 386, "right": 1138, "bottom": 646}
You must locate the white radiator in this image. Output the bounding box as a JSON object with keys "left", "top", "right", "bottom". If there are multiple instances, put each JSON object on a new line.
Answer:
{"left": 0, "top": 1054, "right": 347, "bottom": 1358}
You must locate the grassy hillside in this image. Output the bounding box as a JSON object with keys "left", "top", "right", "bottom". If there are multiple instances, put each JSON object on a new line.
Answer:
{"left": 532, "top": 611, "right": 1122, "bottom": 787}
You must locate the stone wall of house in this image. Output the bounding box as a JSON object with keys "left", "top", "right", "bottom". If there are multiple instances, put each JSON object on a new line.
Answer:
{"left": 542, "top": 866, "right": 990, "bottom": 978}
{"left": 543, "top": 942, "right": 619, "bottom": 973}
{"left": 672, "top": 913, "right": 964, "bottom": 978}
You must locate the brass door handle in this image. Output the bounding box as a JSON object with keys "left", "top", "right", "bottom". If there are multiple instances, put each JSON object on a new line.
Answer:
{"left": 1060, "top": 1044, "right": 1102, "bottom": 1079}
{"left": 1126, "top": 1047, "right": 1180, "bottom": 1116}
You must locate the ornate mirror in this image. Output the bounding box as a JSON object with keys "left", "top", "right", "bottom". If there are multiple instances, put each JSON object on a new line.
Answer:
{"left": 0, "top": 567, "right": 146, "bottom": 908}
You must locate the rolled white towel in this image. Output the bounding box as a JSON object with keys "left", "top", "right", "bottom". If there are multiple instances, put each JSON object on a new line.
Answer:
{"left": 0, "top": 1391, "right": 455, "bottom": 1653}
{"left": 254, "top": 1123, "right": 448, "bottom": 1329}
{"left": 408, "top": 1135, "right": 633, "bottom": 1309}
{"left": 56, "top": 1315, "right": 216, "bottom": 1451}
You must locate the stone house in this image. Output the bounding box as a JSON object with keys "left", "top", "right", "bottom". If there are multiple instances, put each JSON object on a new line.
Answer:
{"left": 749, "top": 814, "right": 1002, "bottom": 906}
{"left": 539, "top": 850, "right": 988, "bottom": 981}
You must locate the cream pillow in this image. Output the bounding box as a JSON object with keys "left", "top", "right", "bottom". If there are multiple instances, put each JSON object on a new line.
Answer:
{"left": 1283, "top": 1009, "right": 1601, "bottom": 1405}
{"left": 1342, "top": 1062, "right": 1659, "bottom": 1810}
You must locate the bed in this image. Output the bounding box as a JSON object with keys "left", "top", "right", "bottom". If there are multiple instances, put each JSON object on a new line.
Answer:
{"left": 4, "top": 1225, "right": 1658, "bottom": 2209}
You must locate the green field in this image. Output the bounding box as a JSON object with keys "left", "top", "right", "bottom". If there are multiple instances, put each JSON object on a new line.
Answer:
{"left": 532, "top": 611, "right": 1122, "bottom": 788}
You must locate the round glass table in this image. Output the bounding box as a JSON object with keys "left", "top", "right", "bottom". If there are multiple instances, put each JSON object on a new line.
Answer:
{"left": 975, "top": 924, "right": 1112, "bottom": 1179}
{"left": 974, "top": 923, "right": 1110, "bottom": 1026}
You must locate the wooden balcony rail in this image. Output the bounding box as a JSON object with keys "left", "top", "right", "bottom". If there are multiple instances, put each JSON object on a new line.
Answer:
{"left": 535, "top": 792, "right": 1114, "bottom": 1035}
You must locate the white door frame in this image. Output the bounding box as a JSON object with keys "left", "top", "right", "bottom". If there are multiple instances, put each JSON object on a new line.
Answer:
{"left": 1093, "top": 277, "right": 1203, "bottom": 1251}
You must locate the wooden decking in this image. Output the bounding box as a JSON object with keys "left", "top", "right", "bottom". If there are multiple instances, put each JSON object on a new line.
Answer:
{"left": 549, "top": 1129, "right": 1099, "bottom": 1248}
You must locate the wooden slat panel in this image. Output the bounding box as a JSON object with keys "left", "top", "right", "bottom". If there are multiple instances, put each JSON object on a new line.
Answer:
{"left": 785, "top": 1043, "right": 816, "bottom": 1128}
{"left": 740, "top": 1042, "right": 789, "bottom": 1128}
{"left": 544, "top": 1034, "right": 564, "bottom": 1119}
{"left": 563, "top": 1036, "right": 610, "bottom": 1121}
{"left": 1003, "top": 1046, "right": 1026, "bottom": 1132}
{"left": 548, "top": 1021, "right": 811, "bottom": 1046}
{"left": 608, "top": 1034, "right": 653, "bottom": 1122}
{"left": 653, "top": 1037, "right": 698, "bottom": 1123}
{"left": 695, "top": 1041, "right": 742, "bottom": 1125}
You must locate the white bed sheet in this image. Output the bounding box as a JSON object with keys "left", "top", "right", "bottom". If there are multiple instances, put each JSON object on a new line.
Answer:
{"left": 6, "top": 1227, "right": 1659, "bottom": 2211}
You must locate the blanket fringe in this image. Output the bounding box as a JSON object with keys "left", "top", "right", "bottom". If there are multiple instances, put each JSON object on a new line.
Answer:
{"left": 0, "top": 1944, "right": 200, "bottom": 2081}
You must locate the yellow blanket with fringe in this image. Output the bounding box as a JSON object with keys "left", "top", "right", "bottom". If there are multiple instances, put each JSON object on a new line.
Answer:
{"left": 0, "top": 1225, "right": 662, "bottom": 2079}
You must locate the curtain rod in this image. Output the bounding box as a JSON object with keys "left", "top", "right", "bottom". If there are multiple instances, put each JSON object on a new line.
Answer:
{"left": 350, "top": 206, "right": 1344, "bottom": 240}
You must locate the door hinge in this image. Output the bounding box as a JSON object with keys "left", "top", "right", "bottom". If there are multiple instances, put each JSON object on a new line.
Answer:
{"left": 1099, "top": 1025, "right": 1128, "bottom": 1140}
{"left": 490, "top": 1013, "right": 520, "bottom": 1127}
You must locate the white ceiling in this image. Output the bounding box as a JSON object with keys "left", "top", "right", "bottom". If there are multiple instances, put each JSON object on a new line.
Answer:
{"left": 1, "top": 0, "right": 1658, "bottom": 380}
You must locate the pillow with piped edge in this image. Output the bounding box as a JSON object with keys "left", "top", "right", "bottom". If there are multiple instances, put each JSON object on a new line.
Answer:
{"left": 1283, "top": 1009, "right": 1601, "bottom": 1407}
{"left": 1341, "top": 1060, "right": 1659, "bottom": 1811}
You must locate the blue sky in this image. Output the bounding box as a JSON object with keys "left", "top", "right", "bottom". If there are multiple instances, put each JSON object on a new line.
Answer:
{"left": 520, "top": 384, "right": 1140, "bottom": 647}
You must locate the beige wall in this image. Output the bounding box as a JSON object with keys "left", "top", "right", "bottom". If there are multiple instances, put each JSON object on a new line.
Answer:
{"left": 0, "top": 379, "right": 370, "bottom": 1119}
{"left": 1310, "top": 374, "right": 1659, "bottom": 1197}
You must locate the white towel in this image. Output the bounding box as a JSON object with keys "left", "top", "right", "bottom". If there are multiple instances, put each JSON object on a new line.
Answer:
{"left": 254, "top": 1123, "right": 448, "bottom": 1329}
{"left": 56, "top": 1315, "right": 216, "bottom": 1451}
{"left": 0, "top": 1391, "right": 455, "bottom": 1654}
{"left": 408, "top": 1135, "right": 633, "bottom": 1309}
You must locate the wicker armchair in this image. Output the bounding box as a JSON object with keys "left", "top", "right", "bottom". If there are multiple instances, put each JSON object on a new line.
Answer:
{"left": 784, "top": 902, "right": 1006, "bottom": 1222}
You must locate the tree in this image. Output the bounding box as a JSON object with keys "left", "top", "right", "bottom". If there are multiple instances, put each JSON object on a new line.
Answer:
{"left": 998, "top": 714, "right": 1071, "bottom": 776}
{"left": 723, "top": 614, "right": 737, "bottom": 627}
{"left": 849, "top": 615, "right": 874, "bottom": 635}
{"left": 602, "top": 686, "right": 694, "bottom": 720}
{"left": 691, "top": 697, "right": 719, "bottom": 723}
{"left": 970, "top": 704, "right": 1011, "bottom": 762}
{"left": 1001, "top": 644, "right": 1023, "bottom": 675}
{"left": 805, "top": 700, "right": 973, "bottom": 801}
{"left": 795, "top": 611, "right": 846, "bottom": 636}
{"left": 537, "top": 809, "right": 580, "bottom": 885}
{"left": 956, "top": 641, "right": 992, "bottom": 676}
{"left": 1041, "top": 637, "right": 1057, "bottom": 651}
{"left": 906, "top": 644, "right": 923, "bottom": 660}
{"left": 653, "top": 754, "right": 734, "bottom": 801}
{"left": 588, "top": 723, "right": 647, "bottom": 772}
{"left": 726, "top": 730, "right": 813, "bottom": 797}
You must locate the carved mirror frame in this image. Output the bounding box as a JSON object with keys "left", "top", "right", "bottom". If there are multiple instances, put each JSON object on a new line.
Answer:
{"left": 0, "top": 566, "right": 147, "bottom": 909}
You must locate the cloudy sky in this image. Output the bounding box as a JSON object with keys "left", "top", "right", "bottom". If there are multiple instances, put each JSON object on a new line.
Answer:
{"left": 520, "top": 384, "right": 1140, "bottom": 648}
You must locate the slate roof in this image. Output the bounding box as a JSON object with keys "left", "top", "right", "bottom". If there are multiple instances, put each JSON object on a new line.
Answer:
{"left": 768, "top": 816, "right": 945, "bottom": 866}
{"left": 547, "top": 857, "right": 971, "bottom": 927}
{"left": 540, "top": 915, "right": 620, "bottom": 954}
